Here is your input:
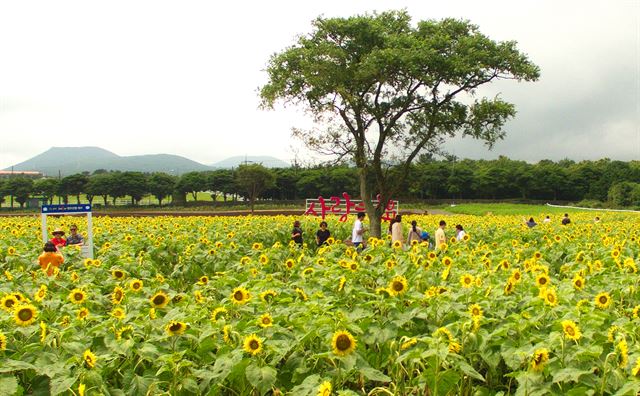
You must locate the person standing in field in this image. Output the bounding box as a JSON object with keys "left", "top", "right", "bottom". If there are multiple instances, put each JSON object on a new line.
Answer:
{"left": 435, "top": 220, "right": 447, "bottom": 248}
{"left": 66, "top": 224, "right": 84, "bottom": 246}
{"left": 352, "top": 212, "right": 366, "bottom": 249}
{"left": 316, "top": 221, "right": 331, "bottom": 246}
{"left": 406, "top": 220, "right": 423, "bottom": 245}
{"left": 49, "top": 228, "right": 66, "bottom": 249}
{"left": 561, "top": 213, "right": 571, "bottom": 225}
{"left": 455, "top": 224, "right": 466, "bottom": 241}
{"left": 291, "top": 220, "right": 303, "bottom": 247}
{"left": 543, "top": 215, "right": 551, "bottom": 224}
{"left": 391, "top": 215, "right": 404, "bottom": 246}
{"left": 38, "top": 241, "right": 64, "bottom": 276}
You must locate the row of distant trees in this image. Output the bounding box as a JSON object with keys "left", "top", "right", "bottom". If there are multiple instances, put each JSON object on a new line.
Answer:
{"left": 2, "top": 157, "right": 640, "bottom": 209}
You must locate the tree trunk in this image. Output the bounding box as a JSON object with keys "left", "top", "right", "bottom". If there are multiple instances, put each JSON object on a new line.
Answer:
{"left": 359, "top": 167, "right": 382, "bottom": 238}
{"left": 103, "top": 196, "right": 108, "bottom": 206}
{"left": 77, "top": 194, "right": 81, "bottom": 204}
{"left": 158, "top": 197, "right": 163, "bottom": 206}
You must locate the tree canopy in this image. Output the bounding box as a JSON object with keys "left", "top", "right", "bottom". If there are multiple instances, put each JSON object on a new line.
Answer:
{"left": 260, "top": 10, "right": 540, "bottom": 236}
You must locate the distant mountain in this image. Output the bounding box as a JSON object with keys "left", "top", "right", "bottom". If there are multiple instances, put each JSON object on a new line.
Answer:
{"left": 210, "top": 156, "right": 290, "bottom": 169}
{"left": 6, "top": 147, "right": 212, "bottom": 177}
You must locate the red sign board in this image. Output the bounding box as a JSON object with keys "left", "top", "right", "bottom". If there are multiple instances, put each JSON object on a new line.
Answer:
{"left": 305, "top": 192, "right": 398, "bottom": 222}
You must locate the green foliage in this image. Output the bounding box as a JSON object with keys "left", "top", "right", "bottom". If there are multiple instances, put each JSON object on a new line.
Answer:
{"left": 234, "top": 164, "right": 276, "bottom": 212}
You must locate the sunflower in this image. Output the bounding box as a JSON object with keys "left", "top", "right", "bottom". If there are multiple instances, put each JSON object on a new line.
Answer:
{"left": 633, "top": 357, "right": 640, "bottom": 377}
{"left": 611, "top": 249, "right": 620, "bottom": 259}
{"left": 259, "top": 254, "right": 269, "bottom": 265}
{"left": 572, "top": 275, "right": 585, "bottom": 290}
{"left": 240, "top": 256, "right": 252, "bottom": 265}
{"left": 295, "top": 288, "right": 308, "bottom": 301}
{"left": 150, "top": 291, "right": 169, "bottom": 308}
{"left": 259, "top": 290, "right": 277, "bottom": 302}
{"left": 194, "top": 290, "right": 205, "bottom": 303}
{"left": 111, "top": 286, "right": 125, "bottom": 305}
{"left": 1, "top": 295, "right": 18, "bottom": 312}
{"left": 535, "top": 274, "right": 550, "bottom": 288}
{"left": 442, "top": 256, "right": 453, "bottom": 267}
{"left": 111, "top": 307, "right": 125, "bottom": 320}
{"left": 126, "top": 279, "right": 143, "bottom": 293}
{"left": 0, "top": 332, "right": 6, "bottom": 351}
{"left": 166, "top": 321, "right": 187, "bottom": 336}
{"left": 504, "top": 280, "right": 515, "bottom": 295}
{"left": 116, "top": 325, "right": 134, "bottom": 340}
{"left": 543, "top": 288, "right": 558, "bottom": 307}
{"left": 230, "top": 287, "right": 250, "bottom": 305}
{"left": 338, "top": 277, "right": 346, "bottom": 292}
{"left": 400, "top": 337, "right": 418, "bottom": 350}
{"left": 284, "top": 259, "right": 295, "bottom": 270}
{"left": 534, "top": 251, "right": 543, "bottom": 259}
{"left": 633, "top": 305, "right": 639, "bottom": 319}
{"left": 363, "top": 254, "right": 373, "bottom": 263}
{"left": 12, "top": 304, "right": 37, "bottom": 327}
{"left": 561, "top": 320, "right": 582, "bottom": 341}
{"left": 500, "top": 259, "right": 510, "bottom": 270}
{"left": 460, "top": 274, "right": 474, "bottom": 288}
{"left": 77, "top": 307, "right": 89, "bottom": 320}
{"left": 243, "top": 334, "right": 263, "bottom": 355}
{"left": 388, "top": 276, "right": 408, "bottom": 296}
{"left": 222, "top": 325, "right": 232, "bottom": 343}
{"left": 448, "top": 340, "right": 462, "bottom": 353}
{"left": 83, "top": 349, "right": 97, "bottom": 369}
{"left": 392, "top": 240, "right": 403, "bottom": 249}
{"left": 511, "top": 269, "right": 522, "bottom": 283}
{"left": 69, "top": 289, "right": 87, "bottom": 304}
{"left": 34, "top": 285, "right": 47, "bottom": 302}
{"left": 530, "top": 348, "right": 549, "bottom": 371}
{"left": 302, "top": 267, "right": 314, "bottom": 276}
{"left": 616, "top": 338, "right": 628, "bottom": 368}
{"left": 331, "top": 330, "right": 356, "bottom": 357}
{"left": 258, "top": 313, "right": 273, "bottom": 328}
{"left": 111, "top": 269, "right": 125, "bottom": 280}
{"left": 252, "top": 242, "right": 263, "bottom": 250}
{"left": 317, "top": 381, "right": 332, "bottom": 396}
{"left": 384, "top": 259, "right": 395, "bottom": 270}
{"left": 39, "top": 321, "right": 47, "bottom": 344}
{"left": 594, "top": 292, "right": 612, "bottom": 309}
{"left": 348, "top": 262, "right": 359, "bottom": 272}
{"left": 469, "top": 304, "right": 483, "bottom": 318}
{"left": 4, "top": 270, "right": 12, "bottom": 280}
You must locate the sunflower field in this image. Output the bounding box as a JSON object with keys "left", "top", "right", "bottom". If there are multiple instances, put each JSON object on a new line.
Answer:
{"left": 0, "top": 212, "right": 639, "bottom": 395}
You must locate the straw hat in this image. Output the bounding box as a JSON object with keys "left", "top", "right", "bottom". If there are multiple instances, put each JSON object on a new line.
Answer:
{"left": 52, "top": 228, "right": 65, "bottom": 236}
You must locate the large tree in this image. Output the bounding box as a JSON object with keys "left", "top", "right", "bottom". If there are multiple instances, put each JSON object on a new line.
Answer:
{"left": 260, "top": 11, "right": 539, "bottom": 236}
{"left": 147, "top": 173, "right": 177, "bottom": 206}
{"left": 33, "top": 178, "right": 60, "bottom": 205}
{"left": 234, "top": 164, "right": 275, "bottom": 213}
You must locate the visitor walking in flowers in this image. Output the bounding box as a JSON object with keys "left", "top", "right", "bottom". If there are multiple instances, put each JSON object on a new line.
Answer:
{"left": 435, "top": 220, "right": 447, "bottom": 248}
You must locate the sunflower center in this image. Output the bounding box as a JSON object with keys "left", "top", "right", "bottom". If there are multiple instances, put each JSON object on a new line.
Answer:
{"left": 18, "top": 308, "right": 33, "bottom": 321}
{"left": 74, "top": 293, "right": 83, "bottom": 301}
{"left": 392, "top": 282, "right": 404, "bottom": 292}
{"left": 234, "top": 291, "right": 244, "bottom": 300}
{"left": 170, "top": 323, "right": 181, "bottom": 332}
{"left": 262, "top": 318, "right": 271, "bottom": 324}
{"left": 153, "top": 295, "right": 166, "bottom": 305}
{"left": 249, "top": 340, "right": 259, "bottom": 350}
{"left": 566, "top": 327, "right": 575, "bottom": 336}
{"left": 336, "top": 334, "right": 352, "bottom": 351}
{"left": 5, "top": 300, "right": 15, "bottom": 308}
{"left": 539, "top": 278, "right": 547, "bottom": 285}
{"left": 599, "top": 296, "right": 608, "bottom": 304}
{"left": 472, "top": 308, "right": 480, "bottom": 316}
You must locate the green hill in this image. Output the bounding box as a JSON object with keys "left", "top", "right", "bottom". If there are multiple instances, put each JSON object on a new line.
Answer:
{"left": 6, "top": 147, "right": 212, "bottom": 176}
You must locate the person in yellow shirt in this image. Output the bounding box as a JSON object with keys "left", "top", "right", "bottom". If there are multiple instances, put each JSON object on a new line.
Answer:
{"left": 38, "top": 242, "right": 64, "bottom": 276}
{"left": 435, "top": 220, "right": 447, "bottom": 248}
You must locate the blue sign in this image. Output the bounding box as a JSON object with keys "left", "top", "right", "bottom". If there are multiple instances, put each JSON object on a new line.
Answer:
{"left": 41, "top": 204, "right": 92, "bottom": 214}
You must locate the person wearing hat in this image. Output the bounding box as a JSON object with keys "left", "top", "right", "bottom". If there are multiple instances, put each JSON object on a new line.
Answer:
{"left": 50, "top": 228, "right": 67, "bottom": 249}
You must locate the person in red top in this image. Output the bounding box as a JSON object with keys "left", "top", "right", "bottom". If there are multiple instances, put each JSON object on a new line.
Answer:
{"left": 50, "top": 228, "right": 66, "bottom": 249}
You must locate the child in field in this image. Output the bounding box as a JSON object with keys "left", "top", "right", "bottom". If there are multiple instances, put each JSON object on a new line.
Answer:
{"left": 291, "top": 220, "right": 303, "bottom": 247}
{"left": 38, "top": 241, "right": 64, "bottom": 276}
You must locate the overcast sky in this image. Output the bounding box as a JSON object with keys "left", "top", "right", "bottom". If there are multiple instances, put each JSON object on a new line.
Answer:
{"left": 0, "top": 0, "right": 638, "bottom": 169}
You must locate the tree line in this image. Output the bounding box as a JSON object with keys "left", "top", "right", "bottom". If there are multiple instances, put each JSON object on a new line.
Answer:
{"left": 1, "top": 157, "right": 639, "bottom": 209}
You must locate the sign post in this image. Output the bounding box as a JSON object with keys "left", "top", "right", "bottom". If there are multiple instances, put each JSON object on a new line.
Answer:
{"left": 41, "top": 204, "right": 94, "bottom": 259}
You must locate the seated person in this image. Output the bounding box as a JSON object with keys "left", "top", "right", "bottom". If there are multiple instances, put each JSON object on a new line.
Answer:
{"left": 50, "top": 228, "right": 66, "bottom": 249}
{"left": 38, "top": 241, "right": 64, "bottom": 276}
{"left": 66, "top": 224, "right": 84, "bottom": 246}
